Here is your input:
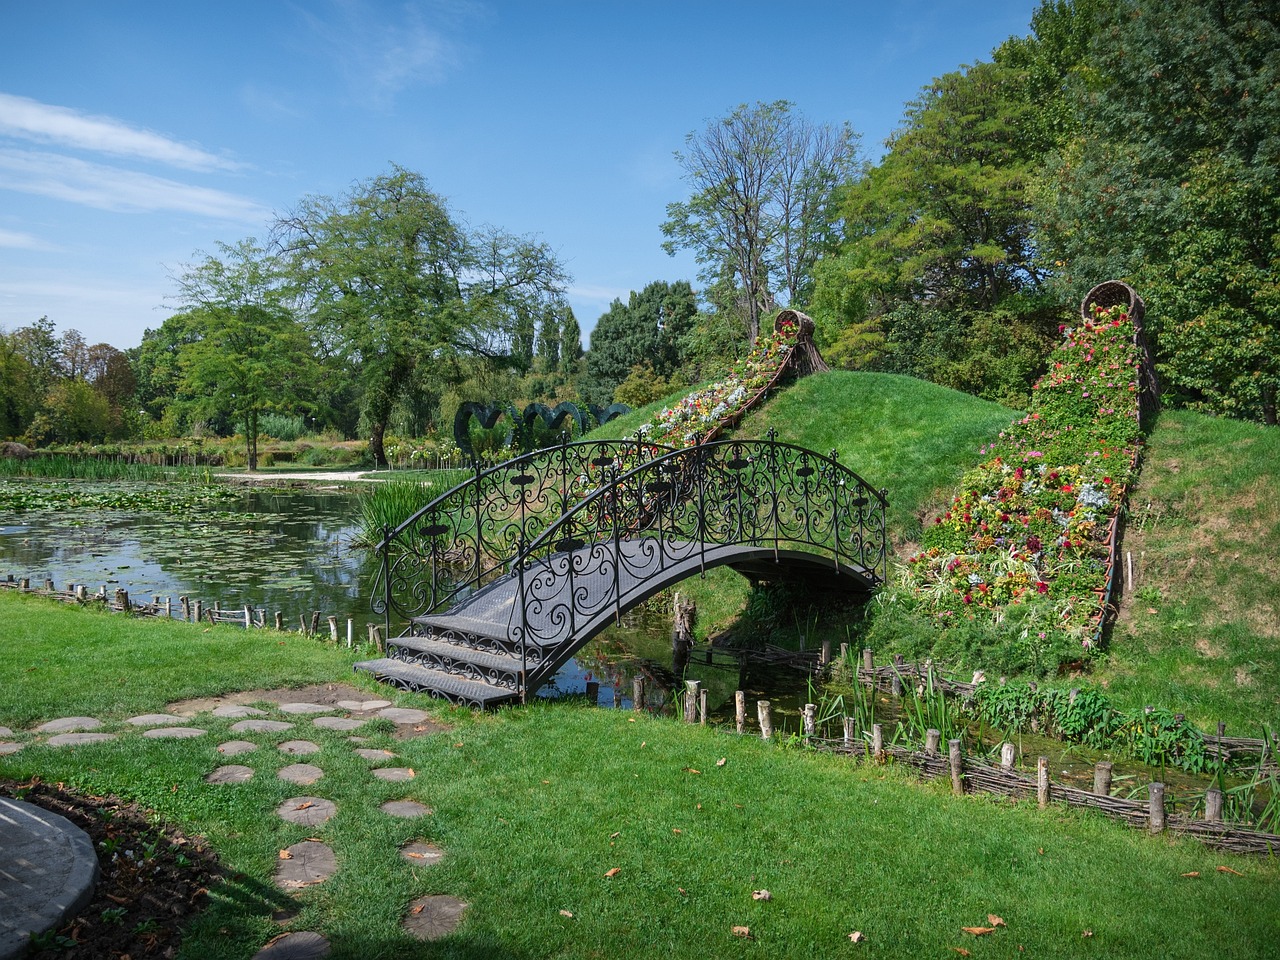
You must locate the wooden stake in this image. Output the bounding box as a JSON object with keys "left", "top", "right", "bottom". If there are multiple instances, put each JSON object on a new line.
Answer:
{"left": 843, "top": 716, "right": 856, "bottom": 750}
{"left": 948, "top": 739, "right": 964, "bottom": 796}
{"left": 735, "top": 690, "right": 746, "bottom": 734}
{"left": 1093, "top": 761, "right": 1113, "bottom": 797}
{"left": 1037, "top": 756, "right": 1049, "bottom": 808}
{"left": 327, "top": 615, "right": 338, "bottom": 642}
{"left": 757, "top": 700, "right": 773, "bottom": 740}
{"left": 1000, "top": 743, "right": 1016, "bottom": 770}
{"left": 683, "top": 680, "right": 700, "bottom": 724}
{"left": 1149, "top": 782, "right": 1166, "bottom": 833}
{"left": 803, "top": 703, "right": 817, "bottom": 738}
{"left": 633, "top": 676, "right": 645, "bottom": 712}
{"left": 276, "top": 612, "right": 284, "bottom": 631}
{"left": 1205, "top": 787, "right": 1224, "bottom": 822}
{"left": 820, "top": 637, "right": 831, "bottom": 666}
{"left": 862, "top": 647, "right": 873, "bottom": 675}
{"left": 924, "top": 729, "right": 941, "bottom": 756}
{"left": 871, "top": 723, "right": 883, "bottom": 759}
{"left": 699, "top": 688, "right": 707, "bottom": 725}
{"left": 585, "top": 680, "right": 599, "bottom": 705}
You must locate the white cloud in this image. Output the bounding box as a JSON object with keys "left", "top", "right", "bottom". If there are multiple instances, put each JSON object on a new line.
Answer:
{"left": 0, "top": 148, "right": 271, "bottom": 223}
{"left": 0, "top": 92, "right": 240, "bottom": 172}
{"left": 0, "top": 226, "right": 55, "bottom": 251}
{"left": 569, "top": 283, "right": 626, "bottom": 306}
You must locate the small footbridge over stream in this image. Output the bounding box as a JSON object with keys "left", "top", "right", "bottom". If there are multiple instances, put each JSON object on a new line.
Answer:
{"left": 355, "top": 434, "right": 888, "bottom": 708}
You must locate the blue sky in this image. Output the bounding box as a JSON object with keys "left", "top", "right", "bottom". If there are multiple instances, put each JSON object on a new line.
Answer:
{"left": 0, "top": 1, "right": 1041, "bottom": 350}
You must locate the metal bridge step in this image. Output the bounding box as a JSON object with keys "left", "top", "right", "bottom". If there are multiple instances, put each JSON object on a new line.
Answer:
{"left": 388, "top": 636, "right": 526, "bottom": 689}
{"left": 352, "top": 658, "right": 519, "bottom": 709}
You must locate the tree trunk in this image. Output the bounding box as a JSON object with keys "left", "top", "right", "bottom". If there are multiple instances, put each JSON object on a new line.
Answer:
{"left": 370, "top": 419, "right": 388, "bottom": 468}
{"left": 1262, "top": 384, "right": 1276, "bottom": 426}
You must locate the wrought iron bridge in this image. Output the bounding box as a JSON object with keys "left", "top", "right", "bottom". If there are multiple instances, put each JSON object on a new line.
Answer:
{"left": 355, "top": 433, "right": 888, "bottom": 707}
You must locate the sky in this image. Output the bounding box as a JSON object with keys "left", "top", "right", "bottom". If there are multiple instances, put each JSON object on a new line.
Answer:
{"left": 0, "top": 1, "right": 1042, "bottom": 351}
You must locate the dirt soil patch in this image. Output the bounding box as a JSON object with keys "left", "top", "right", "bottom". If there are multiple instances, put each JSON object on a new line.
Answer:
{"left": 0, "top": 778, "right": 220, "bottom": 959}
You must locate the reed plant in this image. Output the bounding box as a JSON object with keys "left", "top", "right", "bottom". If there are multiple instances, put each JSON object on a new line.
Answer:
{"left": 354, "top": 476, "right": 458, "bottom": 547}
{"left": 0, "top": 454, "right": 207, "bottom": 482}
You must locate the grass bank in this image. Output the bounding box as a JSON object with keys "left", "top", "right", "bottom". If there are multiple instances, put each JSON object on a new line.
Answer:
{"left": 3, "top": 592, "right": 1277, "bottom": 959}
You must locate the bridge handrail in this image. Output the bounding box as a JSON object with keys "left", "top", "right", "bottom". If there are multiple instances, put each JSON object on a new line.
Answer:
{"left": 506, "top": 435, "right": 888, "bottom": 665}
{"left": 371, "top": 436, "right": 678, "bottom": 625}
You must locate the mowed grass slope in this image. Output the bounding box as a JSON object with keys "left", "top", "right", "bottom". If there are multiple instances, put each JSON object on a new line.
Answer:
{"left": 1, "top": 596, "right": 1278, "bottom": 959}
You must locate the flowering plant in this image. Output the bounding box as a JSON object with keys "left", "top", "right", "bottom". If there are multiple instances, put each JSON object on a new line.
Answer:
{"left": 895, "top": 303, "right": 1143, "bottom": 671}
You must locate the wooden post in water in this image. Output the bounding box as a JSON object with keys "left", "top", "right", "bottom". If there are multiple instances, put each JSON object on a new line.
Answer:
{"left": 310, "top": 612, "right": 321, "bottom": 635}
{"left": 925, "top": 729, "right": 941, "bottom": 756}
{"left": 347, "top": 619, "right": 353, "bottom": 648}
{"left": 180, "top": 596, "right": 190, "bottom": 621}
{"left": 1149, "top": 782, "right": 1166, "bottom": 833}
{"left": 757, "top": 700, "right": 773, "bottom": 740}
{"left": 277, "top": 612, "right": 285, "bottom": 631}
{"left": 19, "top": 578, "right": 29, "bottom": 591}
{"left": 299, "top": 614, "right": 308, "bottom": 634}
{"left": 244, "top": 605, "right": 252, "bottom": 629}
{"left": 327, "top": 616, "right": 339, "bottom": 642}
{"left": 803, "top": 703, "right": 817, "bottom": 738}
{"left": 1205, "top": 787, "right": 1224, "bottom": 822}
{"left": 871, "top": 723, "right": 884, "bottom": 760}
{"left": 585, "top": 680, "right": 599, "bottom": 705}
{"left": 1037, "top": 757, "right": 1050, "bottom": 809}
{"left": 683, "top": 680, "right": 701, "bottom": 724}
{"left": 632, "top": 676, "right": 645, "bottom": 712}
{"left": 1000, "top": 743, "right": 1016, "bottom": 771}
{"left": 75, "top": 584, "right": 87, "bottom": 602}
{"left": 193, "top": 599, "right": 203, "bottom": 622}
{"left": 164, "top": 597, "right": 172, "bottom": 618}
{"left": 1093, "top": 761, "right": 1113, "bottom": 796}
{"left": 735, "top": 690, "right": 746, "bottom": 734}
{"left": 948, "top": 739, "right": 964, "bottom": 796}
{"left": 45, "top": 578, "right": 54, "bottom": 593}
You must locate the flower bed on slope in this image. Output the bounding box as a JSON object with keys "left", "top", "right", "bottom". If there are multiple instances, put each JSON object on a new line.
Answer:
{"left": 882, "top": 302, "right": 1145, "bottom": 674}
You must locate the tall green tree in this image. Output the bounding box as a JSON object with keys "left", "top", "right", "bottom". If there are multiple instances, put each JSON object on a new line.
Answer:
{"left": 663, "top": 101, "right": 860, "bottom": 344}
{"left": 580, "top": 280, "right": 697, "bottom": 406}
{"left": 0, "top": 328, "right": 37, "bottom": 440}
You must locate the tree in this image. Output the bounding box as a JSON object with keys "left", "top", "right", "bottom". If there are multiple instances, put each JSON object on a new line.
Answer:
{"left": 0, "top": 329, "right": 37, "bottom": 439}
{"left": 580, "top": 280, "right": 697, "bottom": 406}
{"left": 171, "top": 239, "right": 316, "bottom": 469}
{"left": 662, "top": 101, "right": 860, "bottom": 343}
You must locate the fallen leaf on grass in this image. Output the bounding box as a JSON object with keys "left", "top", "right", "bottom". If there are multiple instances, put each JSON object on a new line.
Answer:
{"left": 952, "top": 949, "right": 971, "bottom": 957}
{"left": 672, "top": 828, "right": 683, "bottom": 835}
{"left": 962, "top": 927, "right": 996, "bottom": 936}
{"left": 559, "top": 909, "right": 574, "bottom": 918}
{"left": 628, "top": 717, "right": 636, "bottom": 722}
{"left": 716, "top": 757, "right": 727, "bottom": 767}
{"left": 1181, "top": 871, "right": 1200, "bottom": 878}
{"left": 603, "top": 867, "right": 621, "bottom": 878}
{"left": 1082, "top": 930, "right": 1094, "bottom": 938}
{"left": 752, "top": 889, "right": 771, "bottom": 901}
{"left": 541, "top": 779, "right": 550, "bottom": 784}
{"left": 1217, "top": 865, "right": 1245, "bottom": 876}
{"left": 848, "top": 931, "right": 865, "bottom": 943}
{"left": 678, "top": 887, "right": 688, "bottom": 896}
{"left": 407, "top": 768, "right": 415, "bottom": 777}
{"left": 684, "top": 767, "right": 701, "bottom": 774}
{"left": 731, "top": 926, "right": 752, "bottom": 939}
{"left": 609, "top": 831, "right": 620, "bottom": 839}
{"left": 987, "top": 914, "right": 1006, "bottom": 927}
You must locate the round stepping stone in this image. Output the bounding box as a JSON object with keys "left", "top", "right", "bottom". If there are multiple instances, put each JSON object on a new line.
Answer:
{"left": 372, "top": 767, "right": 415, "bottom": 783}
{"left": 276, "top": 796, "right": 336, "bottom": 826}
{"left": 348, "top": 736, "right": 369, "bottom": 744}
{"left": 278, "top": 740, "right": 321, "bottom": 756}
{"left": 311, "top": 716, "right": 363, "bottom": 732}
{"left": 36, "top": 717, "right": 102, "bottom": 733}
{"left": 336, "top": 699, "right": 391, "bottom": 711}
{"left": 274, "top": 841, "right": 336, "bottom": 889}
{"left": 0, "top": 726, "right": 13, "bottom": 736}
{"left": 0, "top": 742, "right": 23, "bottom": 755}
{"left": 213, "top": 704, "right": 268, "bottom": 718}
{"left": 142, "top": 726, "right": 207, "bottom": 739}
{"left": 378, "top": 707, "right": 430, "bottom": 724}
{"left": 278, "top": 764, "right": 324, "bottom": 785}
{"left": 402, "top": 895, "right": 467, "bottom": 941}
{"left": 252, "top": 931, "right": 330, "bottom": 960}
{"left": 355, "top": 748, "right": 397, "bottom": 762}
{"left": 126, "top": 713, "right": 187, "bottom": 726}
{"left": 277, "top": 702, "right": 335, "bottom": 715}
{"left": 206, "top": 765, "right": 255, "bottom": 784}
{"left": 217, "top": 740, "right": 259, "bottom": 756}
{"left": 381, "top": 800, "right": 432, "bottom": 818}
{"left": 46, "top": 732, "right": 117, "bottom": 747}
{"left": 400, "top": 841, "right": 444, "bottom": 865}
{"left": 231, "top": 719, "right": 293, "bottom": 734}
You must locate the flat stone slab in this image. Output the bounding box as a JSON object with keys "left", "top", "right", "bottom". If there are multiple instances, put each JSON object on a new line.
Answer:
{"left": 311, "top": 716, "right": 363, "bottom": 732}
{"left": 142, "top": 726, "right": 207, "bottom": 739}
{"left": 355, "top": 748, "right": 397, "bottom": 762}
{"left": 276, "top": 797, "right": 336, "bottom": 826}
{"left": 0, "top": 797, "right": 100, "bottom": 958}
{"left": 400, "top": 841, "right": 444, "bottom": 865}
{"left": 372, "top": 767, "right": 415, "bottom": 783}
{"left": 126, "top": 713, "right": 187, "bottom": 726}
{"left": 46, "top": 732, "right": 117, "bottom": 747}
{"left": 205, "top": 765, "right": 255, "bottom": 784}
{"left": 217, "top": 740, "right": 259, "bottom": 756}
{"left": 252, "top": 931, "right": 331, "bottom": 959}
{"left": 0, "top": 743, "right": 23, "bottom": 756}
{"left": 0, "top": 726, "right": 13, "bottom": 737}
{"left": 380, "top": 800, "right": 432, "bottom": 818}
{"left": 336, "top": 699, "right": 392, "bottom": 711}
{"left": 378, "top": 707, "right": 430, "bottom": 724}
{"left": 278, "top": 764, "right": 324, "bottom": 785}
{"left": 274, "top": 841, "right": 336, "bottom": 889}
{"left": 278, "top": 740, "right": 321, "bottom": 756}
{"left": 277, "top": 702, "right": 335, "bottom": 715}
{"left": 35, "top": 717, "right": 101, "bottom": 734}
{"left": 402, "top": 895, "right": 467, "bottom": 941}
{"left": 213, "top": 704, "right": 268, "bottom": 718}
{"left": 230, "top": 719, "right": 294, "bottom": 734}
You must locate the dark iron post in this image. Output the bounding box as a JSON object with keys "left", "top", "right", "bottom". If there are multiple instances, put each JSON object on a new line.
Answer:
{"left": 516, "top": 536, "right": 528, "bottom": 702}
{"left": 380, "top": 523, "right": 393, "bottom": 634}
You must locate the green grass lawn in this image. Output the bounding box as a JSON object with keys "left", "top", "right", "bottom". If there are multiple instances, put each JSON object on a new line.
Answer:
{"left": 2, "top": 592, "right": 1278, "bottom": 959}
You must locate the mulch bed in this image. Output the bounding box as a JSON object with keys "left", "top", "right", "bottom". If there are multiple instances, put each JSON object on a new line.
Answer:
{"left": 0, "top": 778, "right": 219, "bottom": 959}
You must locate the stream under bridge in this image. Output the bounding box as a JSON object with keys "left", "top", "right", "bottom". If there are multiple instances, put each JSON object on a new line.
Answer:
{"left": 355, "top": 434, "right": 889, "bottom": 708}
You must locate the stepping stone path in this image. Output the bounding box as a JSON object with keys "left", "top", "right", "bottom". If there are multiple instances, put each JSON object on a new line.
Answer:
{"left": 400, "top": 841, "right": 443, "bottom": 865}
{"left": 277, "top": 797, "right": 336, "bottom": 826}
{"left": 336, "top": 699, "right": 391, "bottom": 711}
{"left": 206, "top": 765, "right": 255, "bottom": 784}
{"left": 142, "top": 726, "right": 207, "bottom": 739}
{"left": 126, "top": 713, "right": 188, "bottom": 726}
{"left": 355, "top": 748, "right": 397, "bottom": 762}
{"left": 36, "top": 717, "right": 101, "bottom": 733}
{"left": 278, "top": 702, "right": 336, "bottom": 715}
{"left": 278, "top": 764, "right": 325, "bottom": 785}
{"left": 217, "top": 740, "right": 259, "bottom": 756}
{"left": 274, "top": 840, "right": 337, "bottom": 889}
{"left": 278, "top": 740, "right": 321, "bottom": 756}
{"left": 0, "top": 726, "right": 12, "bottom": 736}
{"left": 312, "top": 716, "right": 363, "bottom": 732}
{"left": 0, "top": 742, "right": 24, "bottom": 755}
{"left": 378, "top": 707, "right": 430, "bottom": 724}
{"left": 372, "top": 767, "right": 415, "bottom": 782}
{"left": 231, "top": 719, "right": 294, "bottom": 734}
{"left": 402, "top": 895, "right": 467, "bottom": 941}
{"left": 213, "top": 704, "right": 268, "bottom": 718}
{"left": 381, "top": 800, "right": 432, "bottom": 818}
{"left": 47, "top": 732, "right": 116, "bottom": 747}
{"left": 252, "top": 931, "right": 330, "bottom": 960}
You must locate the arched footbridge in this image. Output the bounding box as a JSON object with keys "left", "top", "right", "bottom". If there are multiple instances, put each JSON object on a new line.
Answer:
{"left": 356, "top": 434, "right": 888, "bottom": 707}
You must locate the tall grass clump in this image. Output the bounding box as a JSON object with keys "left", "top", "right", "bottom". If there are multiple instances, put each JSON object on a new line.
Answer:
{"left": 0, "top": 454, "right": 206, "bottom": 482}
{"left": 355, "top": 477, "right": 456, "bottom": 546}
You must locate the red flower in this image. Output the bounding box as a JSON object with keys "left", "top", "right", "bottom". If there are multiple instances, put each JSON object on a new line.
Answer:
{"left": 963, "top": 594, "right": 973, "bottom": 605}
{"left": 1036, "top": 581, "right": 1049, "bottom": 594}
